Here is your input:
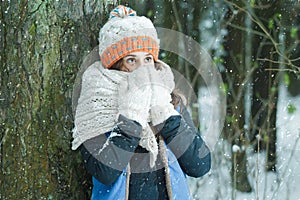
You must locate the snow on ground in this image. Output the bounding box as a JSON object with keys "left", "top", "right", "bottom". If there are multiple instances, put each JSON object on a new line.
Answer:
{"left": 188, "top": 84, "right": 300, "bottom": 200}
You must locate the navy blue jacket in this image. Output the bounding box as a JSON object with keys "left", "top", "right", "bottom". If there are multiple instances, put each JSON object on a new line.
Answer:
{"left": 80, "top": 107, "right": 211, "bottom": 199}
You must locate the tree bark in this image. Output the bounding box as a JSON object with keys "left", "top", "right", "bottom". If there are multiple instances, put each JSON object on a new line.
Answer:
{"left": 223, "top": 0, "right": 252, "bottom": 192}
{"left": 283, "top": 2, "right": 300, "bottom": 96}
{"left": 0, "top": 0, "right": 117, "bottom": 199}
{"left": 251, "top": 0, "right": 280, "bottom": 172}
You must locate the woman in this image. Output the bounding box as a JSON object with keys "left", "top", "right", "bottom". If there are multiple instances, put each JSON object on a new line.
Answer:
{"left": 72, "top": 5, "right": 211, "bottom": 200}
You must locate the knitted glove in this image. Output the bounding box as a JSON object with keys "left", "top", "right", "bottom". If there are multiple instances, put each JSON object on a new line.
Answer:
{"left": 117, "top": 66, "right": 152, "bottom": 128}
{"left": 149, "top": 61, "right": 179, "bottom": 126}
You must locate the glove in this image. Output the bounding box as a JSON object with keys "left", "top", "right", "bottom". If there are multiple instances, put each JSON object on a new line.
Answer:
{"left": 149, "top": 61, "right": 179, "bottom": 126}
{"left": 117, "top": 66, "right": 152, "bottom": 128}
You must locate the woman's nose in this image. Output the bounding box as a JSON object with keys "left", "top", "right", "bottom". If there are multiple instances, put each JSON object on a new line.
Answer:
{"left": 135, "top": 59, "right": 146, "bottom": 68}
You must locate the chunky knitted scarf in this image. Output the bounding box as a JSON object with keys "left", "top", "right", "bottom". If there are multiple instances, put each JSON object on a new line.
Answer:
{"left": 72, "top": 61, "right": 175, "bottom": 167}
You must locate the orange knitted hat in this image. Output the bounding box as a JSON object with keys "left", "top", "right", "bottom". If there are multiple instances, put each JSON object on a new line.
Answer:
{"left": 98, "top": 5, "right": 160, "bottom": 68}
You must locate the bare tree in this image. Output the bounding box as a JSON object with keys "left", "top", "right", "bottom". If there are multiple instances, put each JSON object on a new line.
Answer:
{"left": 222, "top": 0, "right": 252, "bottom": 192}
{"left": 222, "top": 0, "right": 299, "bottom": 194}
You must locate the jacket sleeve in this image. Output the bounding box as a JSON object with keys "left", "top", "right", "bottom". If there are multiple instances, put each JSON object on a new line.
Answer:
{"left": 156, "top": 106, "right": 211, "bottom": 177}
{"left": 80, "top": 114, "right": 142, "bottom": 185}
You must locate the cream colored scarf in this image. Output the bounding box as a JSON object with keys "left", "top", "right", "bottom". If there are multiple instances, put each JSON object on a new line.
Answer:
{"left": 72, "top": 61, "right": 176, "bottom": 167}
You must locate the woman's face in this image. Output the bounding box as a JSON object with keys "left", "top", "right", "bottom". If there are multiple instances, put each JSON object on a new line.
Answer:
{"left": 119, "top": 52, "right": 154, "bottom": 72}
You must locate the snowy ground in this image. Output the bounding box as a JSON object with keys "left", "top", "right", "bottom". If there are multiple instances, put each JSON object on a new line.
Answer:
{"left": 188, "top": 84, "right": 300, "bottom": 200}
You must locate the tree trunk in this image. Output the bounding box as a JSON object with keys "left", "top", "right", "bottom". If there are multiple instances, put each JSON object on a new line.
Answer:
{"left": 0, "top": 0, "right": 117, "bottom": 199}
{"left": 283, "top": 2, "right": 300, "bottom": 96}
{"left": 251, "top": 0, "right": 280, "bottom": 172}
{"left": 223, "top": 0, "right": 252, "bottom": 193}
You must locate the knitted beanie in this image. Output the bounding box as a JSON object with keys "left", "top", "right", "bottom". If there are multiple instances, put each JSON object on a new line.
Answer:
{"left": 99, "top": 5, "right": 160, "bottom": 68}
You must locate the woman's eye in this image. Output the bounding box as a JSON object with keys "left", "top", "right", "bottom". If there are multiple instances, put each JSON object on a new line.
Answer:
{"left": 145, "top": 56, "right": 153, "bottom": 63}
{"left": 126, "top": 58, "right": 135, "bottom": 64}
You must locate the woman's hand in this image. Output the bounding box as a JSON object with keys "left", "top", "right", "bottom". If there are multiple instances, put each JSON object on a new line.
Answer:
{"left": 117, "top": 66, "right": 152, "bottom": 127}
{"left": 148, "top": 62, "right": 179, "bottom": 126}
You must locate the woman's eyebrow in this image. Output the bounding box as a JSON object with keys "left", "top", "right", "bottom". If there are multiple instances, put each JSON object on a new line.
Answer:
{"left": 124, "top": 54, "right": 137, "bottom": 58}
{"left": 124, "top": 53, "right": 153, "bottom": 58}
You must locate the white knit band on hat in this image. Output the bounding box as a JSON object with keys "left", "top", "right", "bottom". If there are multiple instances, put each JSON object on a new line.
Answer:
{"left": 98, "top": 5, "right": 160, "bottom": 68}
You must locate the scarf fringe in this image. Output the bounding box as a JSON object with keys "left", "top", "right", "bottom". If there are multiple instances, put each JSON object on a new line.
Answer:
{"left": 159, "top": 135, "right": 173, "bottom": 200}
{"left": 125, "top": 164, "right": 131, "bottom": 200}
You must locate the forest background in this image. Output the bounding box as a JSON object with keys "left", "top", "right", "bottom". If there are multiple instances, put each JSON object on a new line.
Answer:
{"left": 1, "top": 0, "right": 299, "bottom": 199}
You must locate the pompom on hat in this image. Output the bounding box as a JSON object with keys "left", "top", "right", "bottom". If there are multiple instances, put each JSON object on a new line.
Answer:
{"left": 99, "top": 5, "right": 160, "bottom": 68}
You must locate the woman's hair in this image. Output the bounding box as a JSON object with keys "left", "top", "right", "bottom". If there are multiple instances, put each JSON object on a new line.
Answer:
{"left": 110, "top": 59, "right": 124, "bottom": 71}
{"left": 171, "top": 89, "right": 187, "bottom": 112}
